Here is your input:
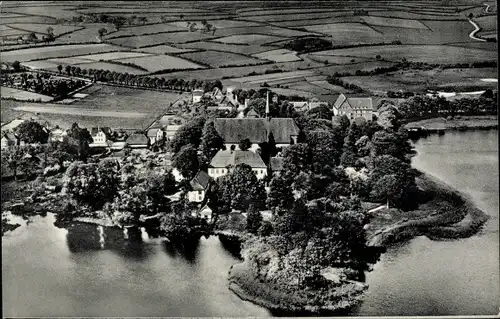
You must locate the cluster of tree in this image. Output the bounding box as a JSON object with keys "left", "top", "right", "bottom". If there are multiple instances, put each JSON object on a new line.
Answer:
{"left": 283, "top": 37, "right": 333, "bottom": 53}
{"left": 69, "top": 14, "right": 148, "bottom": 29}
{"left": 6, "top": 27, "right": 55, "bottom": 45}
{"left": 326, "top": 76, "right": 364, "bottom": 93}
{"left": 186, "top": 19, "right": 218, "bottom": 35}
{"left": 397, "top": 92, "right": 497, "bottom": 120}
{"left": 1, "top": 71, "right": 87, "bottom": 98}
{"left": 386, "top": 90, "right": 415, "bottom": 98}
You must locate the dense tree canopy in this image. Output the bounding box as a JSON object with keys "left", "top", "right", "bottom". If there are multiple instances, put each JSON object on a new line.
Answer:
{"left": 15, "top": 121, "right": 48, "bottom": 144}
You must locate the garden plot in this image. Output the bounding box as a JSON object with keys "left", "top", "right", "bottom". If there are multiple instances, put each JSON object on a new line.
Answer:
{"left": 1, "top": 86, "right": 53, "bottom": 102}
{"left": 6, "top": 23, "right": 82, "bottom": 36}
{"left": 108, "top": 31, "right": 217, "bottom": 48}
{"left": 1, "top": 43, "right": 126, "bottom": 63}
{"left": 76, "top": 51, "right": 153, "bottom": 61}
{"left": 312, "top": 45, "right": 497, "bottom": 64}
{"left": 253, "top": 49, "right": 301, "bottom": 62}
{"left": 133, "top": 44, "right": 196, "bottom": 54}
{"left": 178, "top": 41, "right": 274, "bottom": 55}
{"left": 116, "top": 55, "right": 205, "bottom": 72}
{"left": 106, "top": 24, "right": 186, "bottom": 39}
{"left": 360, "top": 16, "right": 429, "bottom": 29}
{"left": 178, "top": 50, "right": 267, "bottom": 67}
{"left": 212, "top": 34, "right": 286, "bottom": 45}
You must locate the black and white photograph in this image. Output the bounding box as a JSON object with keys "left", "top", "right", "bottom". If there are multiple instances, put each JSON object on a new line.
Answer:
{"left": 1, "top": 0, "right": 498, "bottom": 317}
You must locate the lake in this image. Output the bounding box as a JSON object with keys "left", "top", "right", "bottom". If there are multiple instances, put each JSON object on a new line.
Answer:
{"left": 2, "top": 130, "right": 498, "bottom": 317}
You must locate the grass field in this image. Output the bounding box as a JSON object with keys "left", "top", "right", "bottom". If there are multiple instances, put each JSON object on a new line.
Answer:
{"left": 71, "top": 62, "right": 149, "bottom": 74}
{"left": 303, "top": 23, "right": 385, "bottom": 45}
{"left": 106, "top": 24, "right": 186, "bottom": 39}
{"left": 53, "top": 24, "right": 117, "bottom": 44}
{"left": 132, "top": 44, "right": 196, "bottom": 54}
{"left": 311, "top": 45, "right": 498, "bottom": 64}
{"left": 212, "top": 34, "right": 286, "bottom": 45}
{"left": 1, "top": 86, "right": 54, "bottom": 102}
{"left": 116, "top": 54, "right": 205, "bottom": 72}
{"left": 308, "top": 54, "right": 372, "bottom": 65}
{"left": 0, "top": 27, "right": 41, "bottom": 37}
{"left": 168, "top": 19, "right": 263, "bottom": 29}
{"left": 107, "top": 31, "right": 217, "bottom": 48}
{"left": 0, "top": 15, "right": 57, "bottom": 25}
{"left": 20, "top": 60, "right": 62, "bottom": 70}
{"left": 178, "top": 50, "right": 267, "bottom": 67}
{"left": 360, "top": 16, "right": 429, "bottom": 29}
{"left": 252, "top": 49, "right": 301, "bottom": 62}
{"left": 341, "top": 67, "right": 498, "bottom": 93}
{"left": 315, "top": 61, "right": 397, "bottom": 76}
{"left": 77, "top": 51, "right": 153, "bottom": 61}
{"left": 177, "top": 41, "right": 274, "bottom": 55}
{"left": 47, "top": 56, "right": 97, "bottom": 65}
{"left": 6, "top": 23, "right": 83, "bottom": 36}
{"left": 210, "top": 25, "right": 319, "bottom": 38}
{"left": 1, "top": 43, "right": 126, "bottom": 63}
{"left": 475, "top": 15, "right": 497, "bottom": 32}
{"left": 366, "top": 10, "right": 463, "bottom": 20}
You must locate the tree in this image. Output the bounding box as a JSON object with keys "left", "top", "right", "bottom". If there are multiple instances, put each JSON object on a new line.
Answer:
{"left": 246, "top": 204, "right": 262, "bottom": 234}
{"left": 172, "top": 144, "right": 199, "bottom": 179}
{"left": 67, "top": 123, "right": 92, "bottom": 161}
{"left": 200, "top": 120, "right": 224, "bottom": 159}
{"left": 377, "top": 102, "right": 401, "bottom": 131}
{"left": 15, "top": 121, "right": 48, "bottom": 144}
{"left": 306, "top": 105, "right": 333, "bottom": 120}
{"left": 221, "top": 164, "right": 267, "bottom": 211}
{"left": 65, "top": 65, "right": 71, "bottom": 75}
{"left": 28, "top": 32, "right": 38, "bottom": 42}
{"left": 57, "top": 64, "right": 63, "bottom": 74}
{"left": 238, "top": 138, "right": 252, "bottom": 151}
{"left": 339, "top": 114, "right": 350, "bottom": 132}
{"left": 12, "top": 61, "right": 21, "bottom": 72}
{"left": 267, "top": 174, "right": 294, "bottom": 211}
{"left": 46, "top": 26, "right": 54, "bottom": 35}
{"left": 97, "top": 27, "right": 107, "bottom": 38}
{"left": 4, "top": 147, "right": 23, "bottom": 180}
{"left": 180, "top": 14, "right": 185, "bottom": 20}
{"left": 170, "top": 116, "right": 206, "bottom": 153}
{"left": 370, "top": 174, "right": 400, "bottom": 208}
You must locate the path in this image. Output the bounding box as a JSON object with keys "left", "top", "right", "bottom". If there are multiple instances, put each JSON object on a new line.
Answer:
{"left": 467, "top": 18, "right": 487, "bottom": 42}
{"left": 484, "top": 2, "right": 492, "bottom": 13}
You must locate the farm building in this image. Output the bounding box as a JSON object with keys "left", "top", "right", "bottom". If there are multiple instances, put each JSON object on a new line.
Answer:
{"left": 188, "top": 170, "right": 211, "bottom": 203}
{"left": 214, "top": 118, "right": 300, "bottom": 152}
{"left": 209, "top": 149, "right": 267, "bottom": 180}
{"left": 126, "top": 133, "right": 149, "bottom": 149}
{"left": 192, "top": 89, "right": 204, "bottom": 104}
{"left": 147, "top": 127, "right": 166, "bottom": 145}
{"left": 49, "top": 126, "right": 67, "bottom": 143}
{"left": 332, "top": 93, "right": 374, "bottom": 121}
{"left": 290, "top": 101, "right": 328, "bottom": 112}
{"left": 1, "top": 132, "right": 18, "bottom": 150}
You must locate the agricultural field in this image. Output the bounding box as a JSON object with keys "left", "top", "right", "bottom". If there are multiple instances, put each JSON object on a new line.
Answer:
{"left": 302, "top": 23, "right": 386, "bottom": 45}
{"left": 177, "top": 41, "right": 275, "bottom": 55}
{"left": 108, "top": 31, "right": 217, "bottom": 48}
{"left": 212, "top": 34, "right": 286, "bottom": 45}
{"left": 53, "top": 24, "right": 117, "bottom": 44}
{"left": 365, "top": 10, "right": 464, "bottom": 20}
{"left": 1, "top": 43, "right": 126, "bottom": 63}
{"left": 360, "top": 16, "right": 429, "bottom": 29}
{"left": 210, "top": 25, "right": 319, "bottom": 38}
{"left": 475, "top": 15, "right": 497, "bottom": 34}
{"left": 341, "top": 67, "right": 498, "bottom": 93}
{"left": 116, "top": 54, "right": 205, "bottom": 72}
{"left": 20, "top": 60, "right": 65, "bottom": 70}
{"left": 132, "top": 44, "right": 196, "bottom": 54}
{"left": 70, "top": 62, "right": 149, "bottom": 75}
{"left": 253, "top": 49, "right": 302, "bottom": 62}
{"left": 106, "top": 24, "right": 186, "bottom": 39}
{"left": 311, "top": 45, "right": 498, "bottom": 64}
{"left": 316, "top": 61, "right": 398, "bottom": 76}
{"left": 6, "top": 23, "right": 83, "bottom": 36}
{"left": 168, "top": 19, "right": 263, "bottom": 29}
{"left": 1, "top": 86, "right": 54, "bottom": 102}
{"left": 307, "top": 54, "right": 373, "bottom": 65}
{"left": 178, "top": 50, "right": 268, "bottom": 68}
{"left": 75, "top": 51, "right": 153, "bottom": 61}
{"left": 0, "top": 15, "right": 57, "bottom": 25}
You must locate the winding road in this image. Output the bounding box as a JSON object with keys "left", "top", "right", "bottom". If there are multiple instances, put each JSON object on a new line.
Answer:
{"left": 468, "top": 18, "right": 487, "bottom": 42}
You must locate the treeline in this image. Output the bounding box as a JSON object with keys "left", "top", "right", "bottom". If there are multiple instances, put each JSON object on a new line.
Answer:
{"left": 66, "top": 13, "right": 149, "bottom": 29}
{"left": 1, "top": 72, "right": 87, "bottom": 98}
{"left": 283, "top": 37, "right": 403, "bottom": 53}
{"left": 326, "top": 76, "right": 364, "bottom": 93}
{"left": 398, "top": 92, "right": 498, "bottom": 120}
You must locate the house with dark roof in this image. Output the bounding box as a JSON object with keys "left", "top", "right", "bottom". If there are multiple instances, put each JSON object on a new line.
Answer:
{"left": 188, "top": 170, "right": 211, "bottom": 203}
{"left": 126, "top": 133, "right": 149, "bottom": 149}
{"left": 333, "top": 93, "right": 374, "bottom": 121}
{"left": 209, "top": 149, "right": 267, "bottom": 180}
{"left": 214, "top": 118, "right": 300, "bottom": 152}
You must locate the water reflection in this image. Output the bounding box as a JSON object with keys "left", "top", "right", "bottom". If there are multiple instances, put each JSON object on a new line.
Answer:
{"left": 162, "top": 240, "right": 200, "bottom": 264}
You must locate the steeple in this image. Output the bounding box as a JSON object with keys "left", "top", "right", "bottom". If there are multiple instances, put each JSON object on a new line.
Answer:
{"left": 265, "top": 90, "right": 270, "bottom": 120}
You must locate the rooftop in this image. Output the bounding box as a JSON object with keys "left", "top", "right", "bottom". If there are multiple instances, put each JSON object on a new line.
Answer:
{"left": 210, "top": 150, "right": 266, "bottom": 168}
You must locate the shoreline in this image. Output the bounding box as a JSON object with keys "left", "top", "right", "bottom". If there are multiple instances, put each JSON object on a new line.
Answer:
{"left": 405, "top": 115, "right": 498, "bottom": 132}
{"left": 226, "top": 171, "right": 491, "bottom": 314}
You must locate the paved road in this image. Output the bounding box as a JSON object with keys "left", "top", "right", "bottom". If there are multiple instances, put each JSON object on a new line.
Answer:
{"left": 468, "top": 18, "right": 487, "bottom": 42}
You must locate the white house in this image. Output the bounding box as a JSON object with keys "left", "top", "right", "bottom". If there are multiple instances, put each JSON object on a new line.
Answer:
{"left": 188, "top": 170, "right": 211, "bottom": 203}
{"left": 166, "top": 124, "right": 182, "bottom": 140}
{"left": 147, "top": 127, "right": 166, "bottom": 145}
{"left": 332, "top": 93, "right": 374, "bottom": 121}
{"left": 49, "top": 126, "right": 67, "bottom": 143}
{"left": 192, "top": 89, "right": 204, "bottom": 104}
{"left": 89, "top": 127, "right": 112, "bottom": 148}
{"left": 208, "top": 149, "right": 267, "bottom": 180}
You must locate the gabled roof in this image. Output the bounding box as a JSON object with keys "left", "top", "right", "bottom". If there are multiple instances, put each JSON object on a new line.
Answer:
{"left": 245, "top": 109, "right": 260, "bottom": 118}
{"left": 214, "top": 118, "right": 300, "bottom": 144}
{"left": 270, "top": 157, "right": 284, "bottom": 172}
{"left": 91, "top": 127, "right": 112, "bottom": 136}
{"left": 190, "top": 170, "right": 211, "bottom": 191}
{"left": 126, "top": 133, "right": 149, "bottom": 145}
{"left": 192, "top": 89, "right": 204, "bottom": 96}
{"left": 210, "top": 150, "right": 266, "bottom": 168}
{"left": 333, "top": 93, "right": 347, "bottom": 110}
{"left": 2, "top": 132, "right": 17, "bottom": 141}
{"left": 334, "top": 93, "right": 373, "bottom": 111}
{"left": 147, "top": 128, "right": 159, "bottom": 137}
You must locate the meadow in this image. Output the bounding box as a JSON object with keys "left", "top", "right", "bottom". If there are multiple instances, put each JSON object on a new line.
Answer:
{"left": 212, "top": 34, "right": 287, "bottom": 45}
{"left": 178, "top": 50, "right": 267, "bottom": 68}
{"left": 1, "top": 86, "right": 54, "bottom": 102}
{"left": 253, "top": 49, "right": 301, "bottom": 63}
{"left": 116, "top": 54, "right": 205, "bottom": 72}
{"left": 108, "top": 31, "right": 217, "bottom": 48}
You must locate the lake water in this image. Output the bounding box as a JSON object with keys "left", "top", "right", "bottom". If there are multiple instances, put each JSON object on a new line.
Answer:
{"left": 355, "top": 130, "right": 499, "bottom": 316}
{"left": 2, "top": 130, "right": 498, "bottom": 317}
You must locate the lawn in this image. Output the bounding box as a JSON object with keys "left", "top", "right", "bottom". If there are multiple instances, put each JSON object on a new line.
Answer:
{"left": 212, "top": 34, "right": 286, "bottom": 45}
{"left": 116, "top": 54, "right": 205, "bottom": 72}
{"left": 106, "top": 23, "right": 186, "bottom": 39}
{"left": 1, "top": 86, "right": 53, "bottom": 102}
{"left": 178, "top": 50, "right": 267, "bottom": 67}
{"left": 132, "top": 44, "right": 196, "bottom": 54}
{"left": 360, "top": 16, "right": 429, "bottom": 29}
{"left": 177, "top": 41, "right": 274, "bottom": 55}
{"left": 6, "top": 23, "right": 83, "bottom": 36}
{"left": 107, "top": 31, "right": 217, "bottom": 47}
{"left": 1, "top": 43, "right": 126, "bottom": 63}
{"left": 341, "top": 67, "right": 498, "bottom": 93}
{"left": 311, "top": 45, "right": 498, "bottom": 64}
{"left": 253, "top": 49, "right": 302, "bottom": 62}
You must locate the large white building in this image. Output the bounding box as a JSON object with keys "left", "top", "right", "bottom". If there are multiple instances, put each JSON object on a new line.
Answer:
{"left": 208, "top": 150, "right": 267, "bottom": 180}
{"left": 332, "top": 93, "right": 374, "bottom": 121}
